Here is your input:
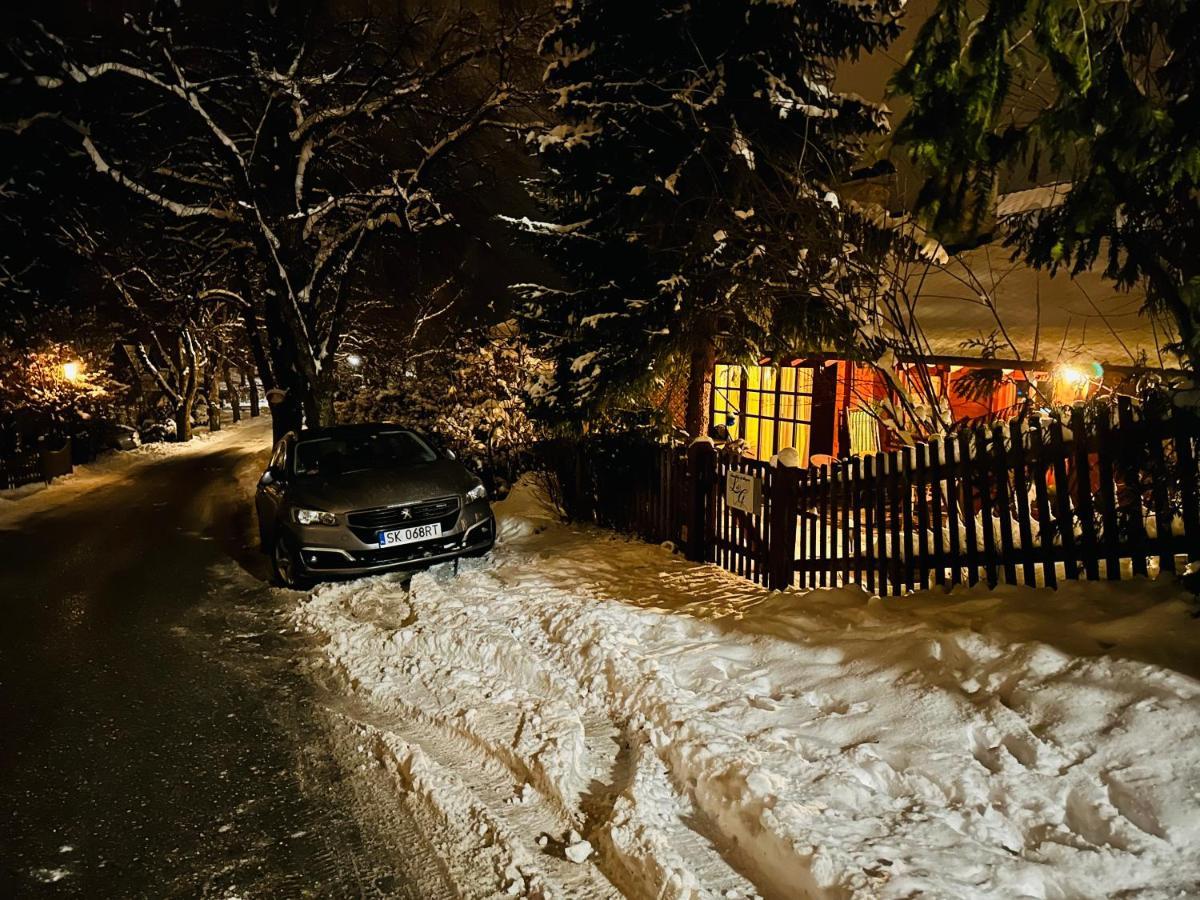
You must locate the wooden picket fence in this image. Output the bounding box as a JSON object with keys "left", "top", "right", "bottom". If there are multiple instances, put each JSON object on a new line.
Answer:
{"left": 775, "top": 401, "right": 1199, "bottom": 595}
{"left": 548, "top": 399, "right": 1200, "bottom": 596}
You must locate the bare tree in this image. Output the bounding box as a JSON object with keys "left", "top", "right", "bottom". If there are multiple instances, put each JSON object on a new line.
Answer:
{"left": 5, "top": 2, "right": 542, "bottom": 436}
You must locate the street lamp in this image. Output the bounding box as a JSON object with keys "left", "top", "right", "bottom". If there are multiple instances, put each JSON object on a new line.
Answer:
{"left": 62, "top": 361, "right": 82, "bottom": 382}
{"left": 346, "top": 353, "right": 363, "bottom": 369}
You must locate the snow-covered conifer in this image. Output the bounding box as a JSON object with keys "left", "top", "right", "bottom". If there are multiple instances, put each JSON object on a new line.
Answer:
{"left": 512, "top": 0, "right": 903, "bottom": 435}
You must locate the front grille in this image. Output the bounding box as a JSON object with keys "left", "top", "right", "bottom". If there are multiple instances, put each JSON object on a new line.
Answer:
{"left": 346, "top": 496, "right": 461, "bottom": 542}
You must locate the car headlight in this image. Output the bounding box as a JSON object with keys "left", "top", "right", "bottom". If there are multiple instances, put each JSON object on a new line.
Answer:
{"left": 295, "top": 508, "right": 337, "bottom": 526}
{"left": 465, "top": 483, "right": 487, "bottom": 503}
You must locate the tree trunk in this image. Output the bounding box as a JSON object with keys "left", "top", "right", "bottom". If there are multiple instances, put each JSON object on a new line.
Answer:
{"left": 245, "top": 367, "right": 260, "bottom": 417}
{"left": 174, "top": 404, "right": 192, "bottom": 442}
{"left": 271, "top": 392, "right": 302, "bottom": 444}
{"left": 685, "top": 333, "right": 717, "bottom": 439}
{"left": 175, "top": 336, "right": 199, "bottom": 442}
{"left": 224, "top": 361, "right": 241, "bottom": 423}
{"left": 303, "top": 372, "right": 338, "bottom": 428}
{"left": 204, "top": 364, "right": 221, "bottom": 432}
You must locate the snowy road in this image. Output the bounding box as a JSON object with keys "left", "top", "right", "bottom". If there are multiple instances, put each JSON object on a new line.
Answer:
{"left": 0, "top": 419, "right": 457, "bottom": 898}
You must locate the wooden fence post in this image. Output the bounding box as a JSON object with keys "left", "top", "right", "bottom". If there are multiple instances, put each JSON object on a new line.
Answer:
{"left": 768, "top": 463, "right": 799, "bottom": 590}
{"left": 1175, "top": 410, "right": 1200, "bottom": 565}
{"left": 686, "top": 441, "right": 716, "bottom": 563}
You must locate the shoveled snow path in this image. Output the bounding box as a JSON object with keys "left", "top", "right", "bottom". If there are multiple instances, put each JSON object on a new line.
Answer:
{"left": 298, "top": 480, "right": 1200, "bottom": 899}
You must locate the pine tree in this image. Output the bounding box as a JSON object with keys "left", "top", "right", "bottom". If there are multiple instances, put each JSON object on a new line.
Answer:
{"left": 892, "top": 0, "right": 1200, "bottom": 370}
{"left": 512, "top": 0, "right": 903, "bottom": 436}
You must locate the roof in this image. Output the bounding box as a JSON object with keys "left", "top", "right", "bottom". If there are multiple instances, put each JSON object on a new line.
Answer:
{"left": 900, "top": 189, "right": 1181, "bottom": 370}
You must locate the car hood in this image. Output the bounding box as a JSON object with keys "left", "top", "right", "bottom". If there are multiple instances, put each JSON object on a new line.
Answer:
{"left": 287, "top": 460, "right": 478, "bottom": 514}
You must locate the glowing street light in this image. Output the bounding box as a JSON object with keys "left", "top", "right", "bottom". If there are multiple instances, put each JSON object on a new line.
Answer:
{"left": 346, "top": 353, "right": 363, "bottom": 369}
{"left": 62, "top": 361, "right": 82, "bottom": 382}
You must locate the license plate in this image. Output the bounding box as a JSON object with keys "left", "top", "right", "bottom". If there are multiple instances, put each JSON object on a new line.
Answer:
{"left": 378, "top": 522, "right": 442, "bottom": 548}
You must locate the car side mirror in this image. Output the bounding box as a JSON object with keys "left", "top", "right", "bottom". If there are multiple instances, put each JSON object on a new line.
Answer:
{"left": 259, "top": 466, "right": 283, "bottom": 487}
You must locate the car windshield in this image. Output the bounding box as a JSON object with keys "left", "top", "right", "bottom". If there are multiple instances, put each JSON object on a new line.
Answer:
{"left": 293, "top": 431, "right": 437, "bottom": 477}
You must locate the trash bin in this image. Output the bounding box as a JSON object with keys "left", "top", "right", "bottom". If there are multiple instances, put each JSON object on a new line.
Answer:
{"left": 39, "top": 437, "right": 74, "bottom": 481}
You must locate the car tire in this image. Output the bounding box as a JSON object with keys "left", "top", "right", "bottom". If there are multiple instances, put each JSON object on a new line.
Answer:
{"left": 271, "top": 534, "right": 311, "bottom": 590}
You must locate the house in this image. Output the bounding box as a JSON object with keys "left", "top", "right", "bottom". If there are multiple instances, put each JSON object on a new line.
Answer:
{"left": 702, "top": 187, "right": 1183, "bottom": 464}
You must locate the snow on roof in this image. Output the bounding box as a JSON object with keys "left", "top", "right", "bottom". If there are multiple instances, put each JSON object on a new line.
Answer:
{"left": 906, "top": 242, "right": 1180, "bottom": 369}
{"left": 995, "top": 182, "right": 1071, "bottom": 218}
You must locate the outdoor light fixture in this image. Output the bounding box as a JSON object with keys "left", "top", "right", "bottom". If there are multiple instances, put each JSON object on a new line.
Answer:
{"left": 61, "top": 361, "right": 82, "bottom": 382}
{"left": 346, "top": 354, "right": 363, "bottom": 369}
{"left": 1056, "top": 364, "right": 1091, "bottom": 388}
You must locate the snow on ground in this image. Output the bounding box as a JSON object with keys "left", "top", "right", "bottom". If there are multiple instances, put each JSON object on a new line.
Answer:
{"left": 0, "top": 416, "right": 272, "bottom": 529}
{"left": 298, "top": 477, "right": 1200, "bottom": 899}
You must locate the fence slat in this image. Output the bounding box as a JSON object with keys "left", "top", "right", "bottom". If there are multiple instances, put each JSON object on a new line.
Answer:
{"left": 975, "top": 425, "right": 999, "bottom": 589}
{"left": 848, "top": 456, "right": 862, "bottom": 587}
{"left": 1117, "top": 398, "right": 1149, "bottom": 578}
{"left": 1009, "top": 420, "right": 1036, "bottom": 586}
{"left": 818, "top": 464, "right": 830, "bottom": 588}
{"left": 808, "top": 468, "right": 819, "bottom": 589}
{"left": 1145, "top": 409, "right": 1176, "bottom": 576}
{"left": 992, "top": 422, "right": 1018, "bottom": 585}
{"left": 863, "top": 455, "right": 877, "bottom": 594}
{"left": 900, "top": 448, "right": 915, "bottom": 593}
{"left": 1070, "top": 406, "right": 1100, "bottom": 581}
{"left": 915, "top": 442, "right": 931, "bottom": 592}
{"left": 1048, "top": 419, "right": 1079, "bottom": 580}
{"left": 1095, "top": 410, "right": 1121, "bottom": 579}
{"left": 929, "top": 439, "right": 946, "bottom": 588}
{"left": 876, "top": 453, "right": 891, "bottom": 594}
{"left": 887, "top": 451, "right": 903, "bottom": 596}
{"left": 944, "top": 437, "right": 963, "bottom": 587}
{"left": 1175, "top": 411, "right": 1200, "bottom": 564}
{"left": 1028, "top": 422, "right": 1058, "bottom": 589}
{"left": 841, "top": 462, "right": 853, "bottom": 588}
{"left": 958, "top": 431, "right": 980, "bottom": 587}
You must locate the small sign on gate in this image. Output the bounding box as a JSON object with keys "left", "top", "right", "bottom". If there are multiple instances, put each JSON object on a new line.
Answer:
{"left": 725, "top": 470, "right": 762, "bottom": 514}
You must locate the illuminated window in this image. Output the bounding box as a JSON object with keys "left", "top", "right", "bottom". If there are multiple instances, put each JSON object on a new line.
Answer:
{"left": 711, "top": 364, "right": 813, "bottom": 463}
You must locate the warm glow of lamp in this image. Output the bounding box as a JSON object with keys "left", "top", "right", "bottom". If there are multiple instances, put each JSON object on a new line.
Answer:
{"left": 62, "top": 361, "right": 81, "bottom": 382}
{"left": 1056, "top": 364, "right": 1091, "bottom": 388}
{"left": 346, "top": 353, "right": 363, "bottom": 369}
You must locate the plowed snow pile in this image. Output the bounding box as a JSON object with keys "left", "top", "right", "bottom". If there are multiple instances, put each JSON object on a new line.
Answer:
{"left": 297, "top": 478, "right": 1200, "bottom": 899}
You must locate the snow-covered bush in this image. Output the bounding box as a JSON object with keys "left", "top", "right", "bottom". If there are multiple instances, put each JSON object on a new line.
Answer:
{"left": 0, "top": 339, "right": 126, "bottom": 454}
{"left": 337, "top": 327, "right": 542, "bottom": 495}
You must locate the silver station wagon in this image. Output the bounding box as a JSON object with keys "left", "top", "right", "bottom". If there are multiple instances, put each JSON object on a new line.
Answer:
{"left": 255, "top": 424, "right": 495, "bottom": 588}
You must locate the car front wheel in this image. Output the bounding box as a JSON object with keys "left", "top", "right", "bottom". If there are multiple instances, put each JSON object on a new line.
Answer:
{"left": 272, "top": 534, "right": 310, "bottom": 590}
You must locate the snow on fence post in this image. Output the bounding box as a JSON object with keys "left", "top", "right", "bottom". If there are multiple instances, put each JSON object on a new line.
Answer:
{"left": 767, "top": 456, "right": 800, "bottom": 590}
{"left": 686, "top": 439, "right": 717, "bottom": 564}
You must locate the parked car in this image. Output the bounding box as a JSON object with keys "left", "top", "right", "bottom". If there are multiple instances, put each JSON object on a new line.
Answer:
{"left": 140, "top": 419, "right": 176, "bottom": 443}
{"left": 99, "top": 423, "right": 141, "bottom": 452}
{"left": 255, "top": 424, "right": 495, "bottom": 588}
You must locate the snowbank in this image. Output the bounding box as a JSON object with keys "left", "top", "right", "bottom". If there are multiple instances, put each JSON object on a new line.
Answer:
{"left": 0, "top": 417, "right": 272, "bottom": 530}
{"left": 298, "top": 477, "right": 1200, "bottom": 899}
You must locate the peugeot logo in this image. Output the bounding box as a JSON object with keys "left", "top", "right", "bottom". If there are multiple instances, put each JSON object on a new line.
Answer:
{"left": 400, "top": 508, "right": 413, "bottom": 520}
